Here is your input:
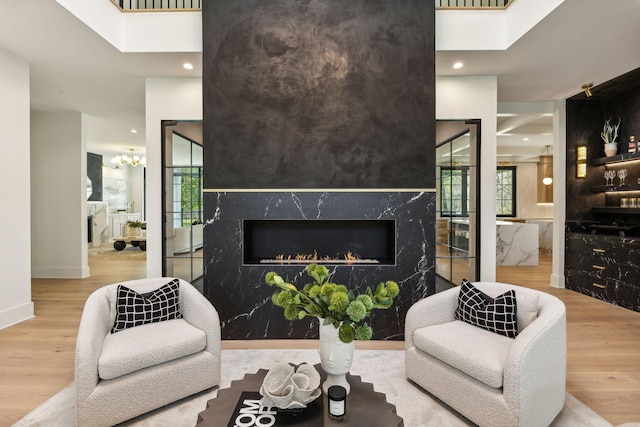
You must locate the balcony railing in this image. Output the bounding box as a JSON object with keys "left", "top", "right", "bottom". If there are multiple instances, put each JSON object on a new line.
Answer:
{"left": 111, "top": 0, "right": 201, "bottom": 11}
{"left": 436, "top": 0, "right": 512, "bottom": 8}
{"left": 112, "top": 0, "right": 510, "bottom": 12}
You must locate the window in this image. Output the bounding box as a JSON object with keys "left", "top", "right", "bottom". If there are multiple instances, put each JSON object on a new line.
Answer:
{"left": 440, "top": 166, "right": 469, "bottom": 217}
{"left": 172, "top": 167, "right": 202, "bottom": 227}
{"left": 496, "top": 166, "right": 516, "bottom": 217}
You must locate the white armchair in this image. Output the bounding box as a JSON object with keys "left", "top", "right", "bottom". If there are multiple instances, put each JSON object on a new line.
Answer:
{"left": 405, "top": 282, "right": 567, "bottom": 427}
{"left": 75, "top": 278, "right": 221, "bottom": 427}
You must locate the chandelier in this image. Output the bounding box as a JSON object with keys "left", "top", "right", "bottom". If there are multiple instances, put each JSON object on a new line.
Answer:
{"left": 111, "top": 148, "right": 146, "bottom": 167}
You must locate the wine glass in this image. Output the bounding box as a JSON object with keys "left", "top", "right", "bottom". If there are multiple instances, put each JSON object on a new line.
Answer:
{"left": 618, "top": 169, "right": 628, "bottom": 186}
{"left": 604, "top": 169, "right": 614, "bottom": 186}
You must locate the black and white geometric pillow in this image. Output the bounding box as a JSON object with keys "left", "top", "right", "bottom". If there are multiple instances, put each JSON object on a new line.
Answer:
{"left": 454, "top": 279, "right": 518, "bottom": 338}
{"left": 111, "top": 278, "right": 183, "bottom": 333}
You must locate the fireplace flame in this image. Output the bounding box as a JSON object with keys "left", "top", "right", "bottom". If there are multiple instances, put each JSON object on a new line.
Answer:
{"left": 264, "top": 250, "right": 377, "bottom": 265}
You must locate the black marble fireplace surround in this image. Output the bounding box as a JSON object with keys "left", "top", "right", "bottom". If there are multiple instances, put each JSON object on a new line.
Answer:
{"left": 201, "top": 1, "right": 436, "bottom": 338}
{"left": 203, "top": 191, "right": 435, "bottom": 340}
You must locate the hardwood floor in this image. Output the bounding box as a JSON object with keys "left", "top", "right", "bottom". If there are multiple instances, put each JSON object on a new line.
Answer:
{"left": 498, "top": 254, "right": 640, "bottom": 426}
{"left": 0, "top": 253, "right": 638, "bottom": 425}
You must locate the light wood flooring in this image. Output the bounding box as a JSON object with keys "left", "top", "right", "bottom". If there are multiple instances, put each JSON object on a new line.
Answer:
{"left": 0, "top": 253, "right": 639, "bottom": 426}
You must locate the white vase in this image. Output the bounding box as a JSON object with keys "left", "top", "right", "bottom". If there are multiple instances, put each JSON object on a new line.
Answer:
{"left": 604, "top": 142, "right": 618, "bottom": 157}
{"left": 318, "top": 320, "right": 354, "bottom": 395}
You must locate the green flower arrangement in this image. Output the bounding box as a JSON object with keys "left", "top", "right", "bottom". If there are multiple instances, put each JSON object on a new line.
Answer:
{"left": 265, "top": 264, "right": 399, "bottom": 343}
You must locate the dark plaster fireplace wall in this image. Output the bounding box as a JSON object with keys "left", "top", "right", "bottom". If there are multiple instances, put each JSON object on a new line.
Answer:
{"left": 202, "top": 0, "right": 436, "bottom": 340}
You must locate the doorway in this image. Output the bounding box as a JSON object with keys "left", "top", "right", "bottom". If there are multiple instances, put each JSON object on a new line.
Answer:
{"left": 435, "top": 120, "right": 481, "bottom": 287}
{"left": 162, "top": 121, "right": 204, "bottom": 289}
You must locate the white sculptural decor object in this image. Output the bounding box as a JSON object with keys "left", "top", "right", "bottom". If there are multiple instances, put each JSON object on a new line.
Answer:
{"left": 259, "top": 362, "right": 321, "bottom": 410}
{"left": 319, "top": 320, "right": 354, "bottom": 394}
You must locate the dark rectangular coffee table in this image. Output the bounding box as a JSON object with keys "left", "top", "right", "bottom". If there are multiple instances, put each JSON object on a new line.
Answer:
{"left": 196, "top": 364, "right": 403, "bottom": 426}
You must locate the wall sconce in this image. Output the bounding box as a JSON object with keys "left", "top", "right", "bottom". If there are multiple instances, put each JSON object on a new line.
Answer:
{"left": 576, "top": 145, "right": 587, "bottom": 178}
{"left": 581, "top": 83, "right": 593, "bottom": 97}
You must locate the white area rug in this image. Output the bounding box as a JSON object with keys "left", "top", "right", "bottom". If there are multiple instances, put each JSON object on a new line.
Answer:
{"left": 14, "top": 349, "right": 614, "bottom": 427}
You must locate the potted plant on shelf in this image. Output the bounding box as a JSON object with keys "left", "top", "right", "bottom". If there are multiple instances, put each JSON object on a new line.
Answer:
{"left": 265, "top": 264, "right": 398, "bottom": 394}
{"left": 125, "top": 220, "right": 146, "bottom": 237}
{"left": 601, "top": 117, "right": 621, "bottom": 157}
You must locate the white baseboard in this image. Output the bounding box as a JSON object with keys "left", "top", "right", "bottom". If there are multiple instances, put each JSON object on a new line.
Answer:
{"left": 0, "top": 302, "right": 35, "bottom": 330}
{"left": 550, "top": 273, "right": 565, "bottom": 288}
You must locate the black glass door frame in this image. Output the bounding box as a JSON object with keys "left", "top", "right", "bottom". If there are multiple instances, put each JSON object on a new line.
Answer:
{"left": 161, "top": 120, "right": 204, "bottom": 286}
{"left": 435, "top": 119, "right": 481, "bottom": 285}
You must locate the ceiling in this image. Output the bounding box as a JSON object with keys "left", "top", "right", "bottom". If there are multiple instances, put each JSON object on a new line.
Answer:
{"left": 0, "top": 0, "right": 638, "bottom": 161}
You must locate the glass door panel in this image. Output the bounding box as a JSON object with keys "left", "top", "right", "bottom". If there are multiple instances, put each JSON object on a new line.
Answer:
{"left": 435, "top": 120, "right": 480, "bottom": 286}
{"left": 162, "top": 122, "right": 204, "bottom": 290}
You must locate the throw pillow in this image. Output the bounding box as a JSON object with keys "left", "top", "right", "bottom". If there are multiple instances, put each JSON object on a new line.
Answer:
{"left": 455, "top": 279, "right": 518, "bottom": 338}
{"left": 111, "top": 279, "right": 183, "bottom": 333}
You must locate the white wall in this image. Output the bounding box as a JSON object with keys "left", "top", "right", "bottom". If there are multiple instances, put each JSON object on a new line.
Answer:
{"left": 145, "top": 78, "right": 202, "bottom": 277}
{"left": 0, "top": 48, "right": 34, "bottom": 329}
{"left": 31, "top": 112, "right": 89, "bottom": 278}
{"left": 436, "top": 76, "right": 498, "bottom": 282}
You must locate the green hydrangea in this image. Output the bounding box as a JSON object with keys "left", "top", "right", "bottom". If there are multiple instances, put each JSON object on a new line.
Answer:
{"left": 308, "top": 284, "right": 322, "bottom": 298}
{"left": 385, "top": 281, "right": 399, "bottom": 298}
{"left": 338, "top": 324, "right": 355, "bottom": 343}
{"left": 356, "top": 294, "right": 373, "bottom": 310}
{"left": 320, "top": 283, "right": 336, "bottom": 297}
{"left": 329, "top": 291, "right": 350, "bottom": 312}
{"left": 272, "top": 291, "right": 293, "bottom": 307}
{"left": 346, "top": 300, "right": 367, "bottom": 322}
{"left": 284, "top": 304, "right": 298, "bottom": 321}
{"left": 355, "top": 324, "right": 373, "bottom": 341}
{"left": 335, "top": 284, "right": 348, "bottom": 293}
{"left": 264, "top": 264, "right": 398, "bottom": 343}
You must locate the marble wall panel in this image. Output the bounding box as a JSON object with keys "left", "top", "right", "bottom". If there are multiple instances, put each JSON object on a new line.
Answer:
{"left": 565, "top": 231, "right": 640, "bottom": 312}
{"left": 87, "top": 202, "right": 109, "bottom": 246}
{"left": 203, "top": 191, "right": 435, "bottom": 340}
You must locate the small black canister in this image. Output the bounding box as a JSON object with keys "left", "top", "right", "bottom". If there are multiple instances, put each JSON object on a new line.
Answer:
{"left": 327, "top": 385, "right": 346, "bottom": 421}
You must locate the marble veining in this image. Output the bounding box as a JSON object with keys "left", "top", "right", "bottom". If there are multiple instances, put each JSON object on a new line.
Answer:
{"left": 565, "top": 231, "right": 640, "bottom": 312}
{"left": 87, "top": 202, "right": 109, "bottom": 246}
{"left": 203, "top": 191, "right": 435, "bottom": 340}
{"left": 526, "top": 219, "right": 553, "bottom": 254}
{"left": 496, "top": 222, "right": 539, "bottom": 266}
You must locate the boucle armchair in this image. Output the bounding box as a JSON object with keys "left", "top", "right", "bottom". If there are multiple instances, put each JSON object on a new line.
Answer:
{"left": 75, "top": 277, "right": 221, "bottom": 427}
{"left": 405, "top": 281, "right": 566, "bottom": 427}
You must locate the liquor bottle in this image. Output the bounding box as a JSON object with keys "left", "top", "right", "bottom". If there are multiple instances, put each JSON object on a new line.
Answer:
{"left": 629, "top": 135, "right": 636, "bottom": 153}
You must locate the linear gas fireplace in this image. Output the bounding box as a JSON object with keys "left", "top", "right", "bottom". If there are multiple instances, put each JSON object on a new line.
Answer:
{"left": 243, "top": 219, "right": 396, "bottom": 265}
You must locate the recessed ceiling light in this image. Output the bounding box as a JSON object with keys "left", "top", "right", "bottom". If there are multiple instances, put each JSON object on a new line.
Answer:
{"left": 453, "top": 62, "right": 464, "bottom": 69}
{"left": 523, "top": 137, "right": 529, "bottom": 141}
{"left": 183, "top": 63, "right": 194, "bottom": 70}
{"left": 130, "top": 129, "right": 138, "bottom": 133}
